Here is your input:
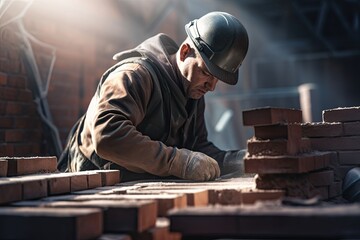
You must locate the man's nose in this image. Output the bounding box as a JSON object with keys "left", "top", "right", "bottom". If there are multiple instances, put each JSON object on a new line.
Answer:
{"left": 206, "top": 77, "right": 218, "bottom": 91}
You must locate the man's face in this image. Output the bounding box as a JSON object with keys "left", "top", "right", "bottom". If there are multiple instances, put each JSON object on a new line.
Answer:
{"left": 182, "top": 54, "right": 219, "bottom": 99}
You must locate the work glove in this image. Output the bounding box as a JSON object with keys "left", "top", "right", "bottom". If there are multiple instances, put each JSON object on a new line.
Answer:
{"left": 169, "top": 148, "right": 220, "bottom": 181}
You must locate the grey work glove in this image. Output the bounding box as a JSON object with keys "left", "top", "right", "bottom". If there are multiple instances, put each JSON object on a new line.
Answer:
{"left": 169, "top": 148, "right": 220, "bottom": 181}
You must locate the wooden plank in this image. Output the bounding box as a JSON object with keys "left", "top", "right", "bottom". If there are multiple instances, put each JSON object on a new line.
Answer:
{"left": 0, "top": 207, "right": 103, "bottom": 240}
{"left": 168, "top": 204, "right": 360, "bottom": 238}
{"left": 4, "top": 156, "right": 57, "bottom": 176}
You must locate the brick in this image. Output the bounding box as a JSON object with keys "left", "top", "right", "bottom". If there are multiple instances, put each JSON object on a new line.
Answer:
{"left": 127, "top": 188, "right": 209, "bottom": 207}
{"left": 254, "top": 123, "right": 302, "bottom": 140}
{"left": 0, "top": 181, "right": 22, "bottom": 204}
{"left": 323, "top": 106, "right": 360, "bottom": 123}
{"left": 70, "top": 174, "right": 89, "bottom": 192}
{"left": 0, "top": 207, "right": 103, "bottom": 240}
{"left": 47, "top": 174, "right": 71, "bottom": 195}
{"left": 87, "top": 171, "right": 103, "bottom": 189}
{"left": 244, "top": 153, "right": 325, "bottom": 174}
{"left": 0, "top": 159, "right": 7, "bottom": 176}
{"left": 0, "top": 116, "right": 13, "bottom": 128}
{"left": 20, "top": 199, "right": 157, "bottom": 233}
{"left": 255, "top": 173, "right": 322, "bottom": 199}
{"left": 43, "top": 193, "right": 187, "bottom": 217}
{"left": 5, "top": 156, "right": 57, "bottom": 176}
{"left": 310, "top": 136, "right": 360, "bottom": 151}
{"left": 168, "top": 204, "right": 360, "bottom": 238}
{"left": 338, "top": 150, "right": 360, "bottom": 165}
{"left": 131, "top": 217, "right": 182, "bottom": 240}
{"left": 97, "top": 234, "right": 131, "bottom": 240}
{"left": 308, "top": 170, "right": 334, "bottom": 186}
{"left": 343, "top": 122, "right": 360, "bottom": 136}
{"left": 240, "top": 188, "right": 285, "bottom": 204}
{"left": 247, "top": 137, "right": 310, "bottom": 156}
{"left": 95, "top": 170, "right": 120, "bottom": 186}
{"left": 242, "top": 107, "right": 302, "bottom": 126}
{"left": 301, "top": 122, "right": 344, "bottom": 137}
{"left": 328, "top": 181, "right": 342, "bottom": 198}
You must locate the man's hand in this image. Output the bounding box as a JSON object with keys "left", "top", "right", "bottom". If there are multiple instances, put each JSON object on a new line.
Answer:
{"left": 170, "top": 148, "right": 220, "bottom": 181}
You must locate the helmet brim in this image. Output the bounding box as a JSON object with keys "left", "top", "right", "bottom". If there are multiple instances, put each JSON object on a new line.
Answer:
{"left": 197, "top": 48, "right": 239, "bottom": 85}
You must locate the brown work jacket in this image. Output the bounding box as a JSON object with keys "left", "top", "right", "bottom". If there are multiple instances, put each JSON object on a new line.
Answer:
{"left": 58, "top": 34, "right": 242, "bottom": 181}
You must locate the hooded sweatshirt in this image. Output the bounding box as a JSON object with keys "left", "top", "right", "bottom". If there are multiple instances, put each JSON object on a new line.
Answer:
{"left": 60, "top": 33, "right": 238, "bottom": 180}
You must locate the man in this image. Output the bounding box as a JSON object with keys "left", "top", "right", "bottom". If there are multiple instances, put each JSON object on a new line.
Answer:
{"left": 58, "top": 11, "right": 249, "bottom": 182}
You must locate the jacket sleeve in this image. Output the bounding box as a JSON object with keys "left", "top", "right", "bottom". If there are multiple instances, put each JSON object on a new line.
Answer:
{"left": 89, "top": 63, "right": 187, "bottom": 176}
{"left": 192, "top": 98, "right": 245, "bottom": 175}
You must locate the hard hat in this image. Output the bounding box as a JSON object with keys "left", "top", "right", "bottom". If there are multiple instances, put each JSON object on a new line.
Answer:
{"left": 185, "top": 11, "right": 249, "bottom": 85}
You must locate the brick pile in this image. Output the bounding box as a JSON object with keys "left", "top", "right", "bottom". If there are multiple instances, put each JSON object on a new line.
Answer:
{"left": 242, "top": 107, "right": 342, "bottom": 200}
{"left": 1, "top": 155, "right": 280, "bottom": 239}
{"left": 302, "top": 106, "right": 360, "bottom": 193}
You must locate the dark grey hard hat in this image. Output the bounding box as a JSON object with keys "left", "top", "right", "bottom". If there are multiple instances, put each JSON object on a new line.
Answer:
{"left": 185, "top": 11, "right": 249, "bottom": 85}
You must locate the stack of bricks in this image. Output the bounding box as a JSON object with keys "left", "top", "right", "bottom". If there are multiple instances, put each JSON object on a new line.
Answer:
{"left": 302, "top": 106, "right": 360, "bottom": 189}
{"left": 242, "top": 107, "right": 341, "bottom": 200}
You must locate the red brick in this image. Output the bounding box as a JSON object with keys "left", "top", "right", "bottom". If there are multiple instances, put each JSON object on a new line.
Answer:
{"left": 70, "top": 174, "right": 88, "bottom": 192}
{"left": 95, "top": 169, "right": 120, "bottom": 186}
{"left": 308, "top": 170, "right": 334, "bottom": 186}
{"left": 240, "top": 188, "right": 285, "bottom": 204}
{"left": 310, "top": 136, "right": 360, "bottom": 151}
{"left": 127, "top": 188, "right": 209, "bottom": 207}
{"left": 0, "top": 72, "right": 7, "bottom": 85}
{"left": 43, "top": 193, "right": 187, "bottom": 218}
{"left": 254, "top": 123, "right": 302, "bottom": 140}
{"left": 6, "top": 75, "right": 26, "bottom": 88}
{"left": 47, "top": 175, "right": 71, "bottom": 195}
{"left": 86, "top": 171, "right": 102, "bottom": 189}
{"left": 168, "top": 204, "right": 360, "bottom": 238}
{"left": 247, "top": 138, "right": 310, "bottom": 156}
{"left": 338, "top": 151, "right": 360, "bottom": 165}
{"left": 343, "top": 122, "right": 360, "bottom": 136}
{"left": 323, "top": 106, "right": 360, "bottom": 123}
{"left": 244, "top": 152, "right": 331, "bottom": 174}
{"left": 0, "top": 159, "right": 7, "bottom": 176}
{"left": 6, "top": 156, "right": 57, "bottom": 176}
{"left": 242, "top": 107, "right": 302, "bottom": 126}
{"left": 255, "top": 173, "right": 324, "bottom": 199}
{"left": 301, "top": 122, "right": 344, "bottom": 137}
{"left": 45, "top": 199, "right": 157, "bottom": 233}
{"left": 328, "top": 181, "right": 342, "bottom": 198}
{"left": 0, "top": 117, "right": 13, "bottom": 128}
{"left": 21, "top": 178, "right": 48, "bottom": 200}
{"left": 0, "top": 207, "right": 103, "bottom": 240}
{"left": 0, "top": 181, "right": 22, "bottom": 204}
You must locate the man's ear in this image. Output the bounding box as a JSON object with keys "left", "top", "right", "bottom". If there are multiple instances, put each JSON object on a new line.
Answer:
{"left": 179, "top": 43, "right": 191, "bottom": 61}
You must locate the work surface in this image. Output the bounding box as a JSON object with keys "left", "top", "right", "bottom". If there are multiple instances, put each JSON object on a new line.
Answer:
{"left": 1, "top": 168, "right": 359, "bottom": 240}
